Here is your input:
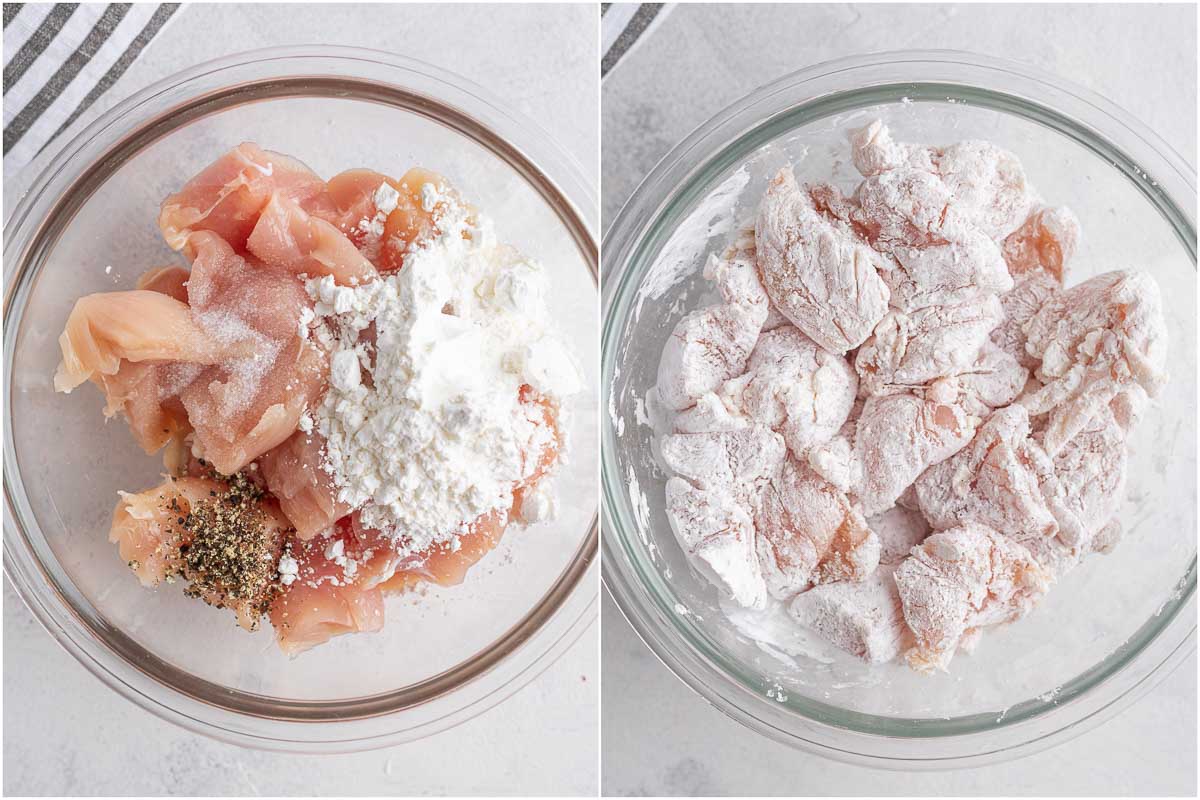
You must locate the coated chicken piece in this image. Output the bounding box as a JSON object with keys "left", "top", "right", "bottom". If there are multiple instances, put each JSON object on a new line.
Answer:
{"left": 883, "top": 229, "right": 1012, "bottom": 312}
{"left": 788, "top": 564, "right": 912, "bottom": 664}
{"left": 894, "top": 523, "right": 1049, "bottom": 673}
{"left": 656, "top": 233, "right": 769, "bottom": 411}
{"left": 950, "top": 342, "right": 1029, "bottom": 418}
{"left": 849, "top": 119, "right": 936, "bottom": 177}
{"left": 853, "top": 382, "right": 979, "bottom": 515}
{"left": 755, "top": 457, "right": 879, "bottom": 600}
{"left": 658, "top": 425, "right": 786, "bottom": 496}
{"left": 869, "top": 504, "right": 931, "bottom": 565}
{"left": 1002, "top": 205, "right": 1080, "bottom": 282}
{"left": 755, "top": 168, "right": 890, "bottom": 353}
{"left": 913, "top": 404, "right": 1096, "bottom": 579}
{"left": 1021, "top": 269, "right": 1168, "bottom": 456}
{"left": 732, "top": 326, "right": 857, "bottom": 458}
{"left": 989, "top": 268, "right": 1061, "bottom": 368}
{"left": 854, "top": 294, "right": 1004, "bottom": 396}
{"left": 1050, "top": 405, "right": 1127, "bottom": 546}
{"left": 934, "top": 139, "right": 1037, "bottom": 241}
{"left": 665, "top": 477, "right": 768, "bottom": 610}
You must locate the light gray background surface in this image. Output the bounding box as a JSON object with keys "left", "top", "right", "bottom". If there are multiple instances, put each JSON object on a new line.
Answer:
{"left": 601, "top": 3, "right": 1197, "bottom": 797}
{"left": 3, "top": 4, "right": 598, "bottom": 797}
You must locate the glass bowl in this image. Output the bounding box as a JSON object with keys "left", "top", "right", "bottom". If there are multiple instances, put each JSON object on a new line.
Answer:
{"left": 602, "top": 50, "right": 1195, "bottom": 768}
{"left": 3, "top": 46, "right": 598, "bottom": 752}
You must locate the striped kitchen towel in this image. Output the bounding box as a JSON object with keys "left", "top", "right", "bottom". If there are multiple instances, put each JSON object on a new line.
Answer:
{"left": 601, "top": 3, "right": 672, "bottom": 79}
{"left": 2, "top": 2, "right": 179, "bottom": 175}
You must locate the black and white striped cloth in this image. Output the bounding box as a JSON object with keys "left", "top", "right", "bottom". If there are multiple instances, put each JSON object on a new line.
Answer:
{"left": 601, "top": 3, "right": 671, "bottom": 79}
{"left": 2, "top": 2, "right": 178, "bottom": 175}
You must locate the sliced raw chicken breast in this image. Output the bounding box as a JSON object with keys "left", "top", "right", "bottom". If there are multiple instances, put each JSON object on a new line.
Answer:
{"left": 54, "top": 290, "right": 243, "bottom": 392}
{"left": 267, "top": 520, "right": 401, "bottom": 655}
{"left": 135, "top": 265, "right": 191, "bottom": 302}
{"left": 258, "top": 430, "right": 352, "bottom": 541}
{"left": 180, "top": 232, "right": 327, "bottom": 474}
{"left": 111, "top": 476, "right": 224, "bottom": 586}
{"left": 247, "top": 192, "right": 377, "bottom": 285}
{"left": 377, "top": 167, "right": 456, "bottom": 271}
{"left": 309, "top": 168, "right": 394, "bottom": 240}
{"left": 113, "top": 475, "right": 291, "bottom": 631}
{"left": 158, "top": 142, "right": 326, "bottom": 257}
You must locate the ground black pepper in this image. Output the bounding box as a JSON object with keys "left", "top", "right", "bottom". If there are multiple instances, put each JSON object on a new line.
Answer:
{"left": 169, "top": 467, "right": 285, "bottom": 630}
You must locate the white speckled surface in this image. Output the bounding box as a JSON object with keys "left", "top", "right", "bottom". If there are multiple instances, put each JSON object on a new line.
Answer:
{"left": 600, "top": 3, "right": 1196, "bottom": 796}
{"left": 3, "top": 4, "right": 598, "bottom": 796}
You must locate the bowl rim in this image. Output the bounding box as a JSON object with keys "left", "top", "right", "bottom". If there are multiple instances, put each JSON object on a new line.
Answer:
{"left": 3, "top": 44, "right": 599, "bottom": 752}
{"left": 600, "top": 47, "right": 1196, "bottom": 767}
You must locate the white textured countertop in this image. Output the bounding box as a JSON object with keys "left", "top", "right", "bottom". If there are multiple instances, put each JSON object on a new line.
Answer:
{"left": 3, "top": 4, "right": 598, "bottom": 796}
{"left": 601, "top": 3, "right": 1196, "bottom": 796}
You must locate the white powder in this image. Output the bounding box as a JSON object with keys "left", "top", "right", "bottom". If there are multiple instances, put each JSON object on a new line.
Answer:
{"left": 277, "top": 553, "right": 299, "bottom": 585}
{"left": 308, "top": 184, "right": 578, "bottom": 556}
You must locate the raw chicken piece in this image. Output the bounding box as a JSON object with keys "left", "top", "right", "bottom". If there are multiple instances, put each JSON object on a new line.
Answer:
{"left": 54, "top": 290, "right": 243, "bottom": 392}
{"left": 269, "top": 531, "right": 386, "bottom": 655}
{"left": 92, "top": 361, "right": 197, "bottom": 458}
{"left": 733, "top": 326, "right": 857, "bottom": 458}
{"left": 755, "top": 457, "right": 879, "bottom": 599}
{"left": 1002, "top": 205, "right": 1080, "bottom": 282}
{"left": 181, "top": 232, "right": 328, "bottom": 474}
{"left": 62, "top": 269, "right": 205, "bottom": 460}
{"left": 378, "top": 167, "right": 462, "bottom": 271}
{"left": 270, "top": 397, "right": 561, "bottom": 654}
{"left": 658, "top": 426, "right": 785, "bottom": 496}
{"left": 258, "top": 430, "right": 352, "bottom": 541}
{"left": 111, "top": 476, "right": 224, "bottom": 586}
{"left": 989, "top": 269, "right": 1060, "bottom": 368}
{"left": 788, "top": 564, "right": 912, "bottom": 663}
{"left": 1021, "top": 270, "right": 1169, "bottom": 454}
{"left": 135, "top": 265, "right": 190, "bottom": 302}
{"left": 384, "top": 505, "right": 511, "bottom": 590}
{"left": 656, "top": 234, "right": 769, "bottom": 411}
{"left": 310, "top": 168, "right": 394, "bottom": 238}
{"left": 665, "top": 477, "right": 768, "bottom": 609}
{"left": 158, "top": 143, "right": 326, "bottom": 257}
{"left": 869, "top": 505, "right": 930, "bottom": 565}
{"left": 112, "top": 475, "right": 291, "bottom": 631}
{"left": 854, "top": 295, "right": 1004, "bottom": 396}
{"left": 755, "top": 168, "right": 890, "bottom": 353}
{"left": 853, "top": 382, "right": 979, "bottom": 515}
{"left": 894, "top": 523, "right": 1049, "bottom": 673}
{"left": 246, "top": 193, "right": 378, "bottom": 285}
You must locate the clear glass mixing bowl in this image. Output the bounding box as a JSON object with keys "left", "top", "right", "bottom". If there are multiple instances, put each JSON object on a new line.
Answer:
{"left": 4, "top": 46, "right": 598, "bottom": 751}
{"left": 602, "top": 50, "right": 1196, "bottom": 767}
